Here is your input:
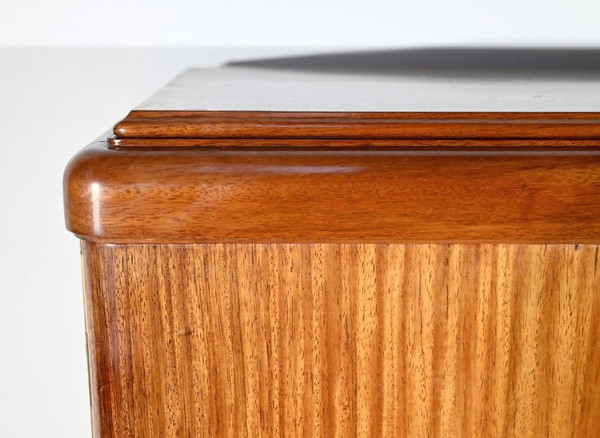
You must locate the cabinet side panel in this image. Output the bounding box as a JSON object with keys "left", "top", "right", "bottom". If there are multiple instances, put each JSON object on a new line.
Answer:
{"left": 81, "top": 243, "right": 600, "bottom": 437}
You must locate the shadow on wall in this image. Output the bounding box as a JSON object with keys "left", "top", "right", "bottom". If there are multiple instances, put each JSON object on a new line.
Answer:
{"left": 227, "top": 48, "right": 600, "bottom": 80}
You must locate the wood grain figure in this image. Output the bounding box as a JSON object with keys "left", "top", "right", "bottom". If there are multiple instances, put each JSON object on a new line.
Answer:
{"left": 82, "top": 243, "right": 600, "bottom": 437}
{"left": 64, "top": 141, "right": 600, "bottom": 244}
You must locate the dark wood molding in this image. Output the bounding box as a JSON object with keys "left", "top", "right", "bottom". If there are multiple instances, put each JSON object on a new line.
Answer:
{"left": 65, "top": 139, "right": 600, "bottom": 243}
{"left": 114, "top": 111, "right": 600, "bottom": 140}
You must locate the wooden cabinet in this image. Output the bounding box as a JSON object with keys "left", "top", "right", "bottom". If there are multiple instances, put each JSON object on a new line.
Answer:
{"left": 65, "top": 60, "right": 600, "bottom": 437}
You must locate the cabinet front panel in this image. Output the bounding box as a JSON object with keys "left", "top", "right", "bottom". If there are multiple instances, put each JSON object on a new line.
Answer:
{"left": 82, "top": 243, "right": 600, "bottom": 437}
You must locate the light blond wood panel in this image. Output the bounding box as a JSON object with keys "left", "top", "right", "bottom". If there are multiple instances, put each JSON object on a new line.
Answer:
{"left": 82, "top": 243, "right": 600, "bottom": 437}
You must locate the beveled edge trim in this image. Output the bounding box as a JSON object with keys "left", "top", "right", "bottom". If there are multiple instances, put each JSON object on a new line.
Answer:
{"left": 113, "top": 111, "right": 600, "bottom": 140}
{"left": 64, "top": 139, "right": 600, "bottom": 244}
{"left": 108, "top": 135, "right": 600, "bottom": 150}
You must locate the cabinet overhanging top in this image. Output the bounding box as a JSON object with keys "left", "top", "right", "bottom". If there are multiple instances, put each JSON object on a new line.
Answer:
{"left": 66, "top": 50, "right": 600, "bottom": 242}
{"left": 113, "top": 64, "right": 600, "bottom": 141}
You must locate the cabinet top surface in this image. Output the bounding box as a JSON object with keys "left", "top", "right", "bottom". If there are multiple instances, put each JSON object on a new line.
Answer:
{"left": 111, "top": 49, "right": 600, "bottom": 141}
{"left": 134, "top": 48, "right": 600, "bottom": 112}
{"left": 135, "top": 66, "right": 600, "bottom": 112}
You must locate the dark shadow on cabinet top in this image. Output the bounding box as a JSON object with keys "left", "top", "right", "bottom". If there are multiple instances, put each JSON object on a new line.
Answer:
{"left": 226, "top": 47, "right": 600, "bottom": 80}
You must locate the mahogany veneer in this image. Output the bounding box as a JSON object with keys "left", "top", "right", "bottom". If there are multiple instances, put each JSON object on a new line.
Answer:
{"left": 65, "top": 56, "right": 600, "bottom": 437}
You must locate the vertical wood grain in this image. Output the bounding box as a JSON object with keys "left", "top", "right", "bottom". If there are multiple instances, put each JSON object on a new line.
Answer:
{"left": 82, "top": 243, "right": 600, "bottom": 437}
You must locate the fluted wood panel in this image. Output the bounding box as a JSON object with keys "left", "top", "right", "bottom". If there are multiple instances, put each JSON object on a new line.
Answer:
{"left": 82, "top": 243, "right": 600, "bottom": 437}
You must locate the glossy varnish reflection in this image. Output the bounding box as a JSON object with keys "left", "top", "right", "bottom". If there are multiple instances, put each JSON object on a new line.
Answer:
{"left": 64, "top": 142, "right": 600, "bottom": 244}
{"left": 83, "top": 242, "right": 600, "bottom": 437}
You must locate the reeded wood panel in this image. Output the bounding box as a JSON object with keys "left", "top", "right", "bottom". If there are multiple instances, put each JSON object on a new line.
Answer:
{"left": 82, "top": 243, "right": 600, "bottom": 437}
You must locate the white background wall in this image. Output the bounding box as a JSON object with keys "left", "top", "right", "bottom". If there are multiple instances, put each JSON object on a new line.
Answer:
{"left": 1, "top": 0, "right": 600, "bottom": 47}
{"left": 1, "top": 1, "right": 600, "bottom": 437}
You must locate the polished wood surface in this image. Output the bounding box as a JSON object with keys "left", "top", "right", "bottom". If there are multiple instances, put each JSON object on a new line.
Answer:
{"left": 130, "top": 64, "right": 600, "bottom": 114}
{"left": 82, "top": 242, "right": 600, "bottom": 437}
{"left": 64, "top": 140, "right": 600, "bottom": 243}
{"left": 67, "top": 60, "right": 600, "bottom": 437}
{"left": 114, "top": 111, "right": 600, "bottom": 140}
